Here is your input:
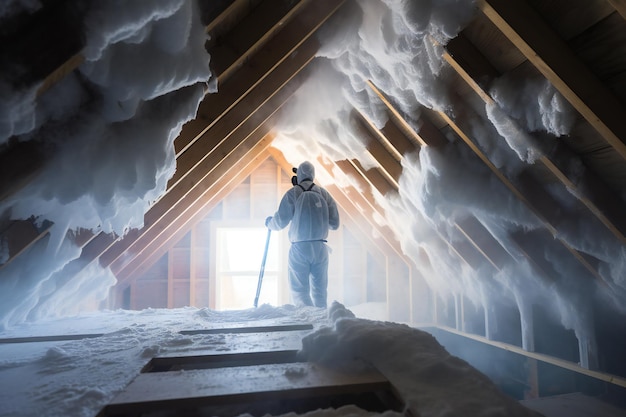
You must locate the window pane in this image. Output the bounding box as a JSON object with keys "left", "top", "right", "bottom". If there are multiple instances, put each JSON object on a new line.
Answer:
{"left": 218, "top": 228, "right": 279, "bottom": 272}
{"left": 216, "top": 227, "right": 282, "bottom": 310}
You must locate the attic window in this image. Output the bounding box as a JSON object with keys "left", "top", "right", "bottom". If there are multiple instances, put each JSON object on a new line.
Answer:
{"left": 216, "top": 227, "right": 280, "bottom": 310}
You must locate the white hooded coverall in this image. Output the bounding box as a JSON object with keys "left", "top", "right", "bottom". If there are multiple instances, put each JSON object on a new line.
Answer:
{"left": 266, "top": 161, "right": 340, "bottom": 307}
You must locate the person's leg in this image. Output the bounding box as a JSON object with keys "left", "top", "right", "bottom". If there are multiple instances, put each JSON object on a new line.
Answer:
{"left": 288, "top": 244, "right": 313, "bottom": 306}
{"left": 309, "top": 243, "right": 329, "bottom": 308}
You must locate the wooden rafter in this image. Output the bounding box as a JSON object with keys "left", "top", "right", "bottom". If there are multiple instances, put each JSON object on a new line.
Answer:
{"left": 607, "top": 0, "right": 626, "bottom": 20}
{"left": 37, "top": 53, "right": 85, "bottom": 96}
{"left": 437, "top": 101, "right": 606, "bottom": 284}
{"left": 178, "top": 0, "right": 346, "bottom": 155}
{"left": 443, "top": 33, "right": 626, "bottom": 244}
{"left": 116, "top": 143, "right": 275, "bottom": 284}
{"left": 109, "top": 110, "right": 283, "bottom": 278}
{"left": 455, "top": 217, "right": 514, "bottom": 271}
{"left": 353, "top": 113, "right": 403, "bottom": 162}
{"left": 322, "top": 171, "right": 408, "bottom": 263}
{"left": 365, "top": 80, "right": 601, "bottom": 285}
{"left": 358, "top": 85, "right": 508, "bottom": 272}
{"left": 346, "top": 108, "right": 480, "bottom": 269}
{"left": 82, "top": 233, "right": 118, "bottom": 268}
{"left": 350, "top": 111, "right": 401, "bottom": 187}
{"left": 209, "top": 0, "right": 312, "bottom": 84}
{"left": 169, "top": 40, "right": 318, "bottom": 189}
{"left": 334, "top": 160, "right": 390, "bottom": 214}
{"left": 100, "top": 52, "right": 314, "bottom": 273}
{"left": 67, "top": 228, "right": 97, "bottom": 249}
{"left": 366, "top": 80, "right": 449, "bottom": 149}
{"left": 442, "top": 33, "right": 499, "bottom": 103}
{"left": 0, "top": 220, "right": 51, "bottom": 270}
{"left": 349, "top": 159, "right": 395, "bottom": 197}
{"left": 24, "top": 0, "right": 343, "bottom": 287}
{"left": 478, "top": 0, "right": 626, "bottom": 160}
{"left": 205, "top": 0, "right": 263, "bottom": 46}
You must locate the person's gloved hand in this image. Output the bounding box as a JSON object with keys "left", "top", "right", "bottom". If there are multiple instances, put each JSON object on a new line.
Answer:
{"left": 265, "top": 216, "right": 273, "bottom": 228}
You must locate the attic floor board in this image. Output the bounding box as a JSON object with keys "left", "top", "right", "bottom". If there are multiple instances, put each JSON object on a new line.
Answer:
{"left": 0, "top": 324, "right": 313, "bottom": 344}
{"left": 143, "top": 349, "right": 300, "bottom": 372}
{"left": 179, "top": 323, "right": 313, "bottom": 335}
{"left": 0, "top": 333, "right": 104, "bottom": 344}
{"left": 101, "top": 362, "right": 395, "bottom": 417}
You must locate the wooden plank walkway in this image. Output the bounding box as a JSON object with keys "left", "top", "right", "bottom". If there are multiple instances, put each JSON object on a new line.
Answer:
{"left": 0, "top": 323, "right": 313, "bottom": 344}
{"left": 179, "top": 323, "right": 313, "bottom": 335}
{"left": 100, "top": 362, "right": 397, "bottom": 417}
{"left": 96, "top": 322, "right": 404, "bottom": 416}
{"left": 143, "top": 349, "right": 300, "bottom": 372}
{"left": 0, "top": 333, "right": 104, "bottom": 344}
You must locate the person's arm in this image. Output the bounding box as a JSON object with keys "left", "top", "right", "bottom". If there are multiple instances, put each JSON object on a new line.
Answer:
{"left": 325, "top": 189, "right": 340, "bottom": 230}
{"left": 266, "top": 189, "right": 296, "bottom": 230}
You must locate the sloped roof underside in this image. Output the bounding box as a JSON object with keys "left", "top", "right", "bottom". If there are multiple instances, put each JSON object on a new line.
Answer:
{"left": 1, "top": 0, "right": 626, "bottom": 375}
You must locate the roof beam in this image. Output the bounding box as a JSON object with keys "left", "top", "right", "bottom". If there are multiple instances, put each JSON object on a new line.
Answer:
{"left": 378, "top": 117, "right": 420, "bottom": 156}
{"left": 340, "top": 118, "right": 480, "bottom": 268}
{"left": 437, "top": 101, "right": 607, "bottom": 284}
{"left": 455, "top": 217, "right": 515, "bottom": 271}
{"left": 325, "top": 182, "right": 407, "bottom": 263}
{"left": 442, "top": 33, "right": 500, "bottom": 103}
{"left": 607, "top": 0, "right": 626, "bottom": 20}
{"left": 334, "top": 159, "right": 391, "bottom": 213}
{"left": 443, "top": 32, "right": 626, "bottom": 244}
{"left": 0, "top": 220, "right": 51, "bottom": 271}
{"left": 37, "top": 53, "right": 85, "bottom": 96}
{"left": 107, "top": 110, "right": 281, "bottom": 276}
{"left": 350, "top": 111, "right": 401, "bottom": 187}
{"left": 364, "top": 82, "right": 508, "bottom": 272}
{"left": 205, "top": 0, "right": 264, "bottom": 48}
{"left": 115, "top": 142, "right": 274, "bottom": 284}
{"left": 209, "top": 0, "right": 311, "bottom": 83}
{"left": 311, "top": 155, "right": 412, "bottom": 263}
{"left": 364, "top": 81, "right": 429, "bottom": 148}
{"left": 69, "top": 5, "right": 333, "bottom": 283}
{"left": 366, "top": 80, "right": 606, "bottom": 285}
{"left": 1, "top": 0, "right": 336, "bottom": 270}
{"left": 101, "top": 64, "right": 310, "bottom": 273}
{"left": 170, "top": 37, "right": 318, "bottom": 188}
{"left": 479, "top": 0, "right": 626, "bottom": 159}
{"left": 366, "top": 80, "right": 448, "bottom": 149}
{"left": 177, "top": 0, "right": 345, "bottom": 155}
{"left": 0, "top": 1, "right": 85, "bottom": 95}
{"left": 349, "top": 159, "right": 395, "bottom": 197}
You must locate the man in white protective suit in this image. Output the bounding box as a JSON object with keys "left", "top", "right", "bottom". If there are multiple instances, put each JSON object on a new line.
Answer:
{"left": 265, "top": 161, "right": 340, "bottom": 308}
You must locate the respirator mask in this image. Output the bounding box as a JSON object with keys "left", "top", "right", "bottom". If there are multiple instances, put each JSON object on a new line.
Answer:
{"left": 291, "top": 167, "right": 298, "bottom": 186}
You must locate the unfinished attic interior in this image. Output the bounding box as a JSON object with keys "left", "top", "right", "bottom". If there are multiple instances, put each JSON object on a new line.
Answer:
{"left": 1, "top": 0, "right": 626, "bottom": 416}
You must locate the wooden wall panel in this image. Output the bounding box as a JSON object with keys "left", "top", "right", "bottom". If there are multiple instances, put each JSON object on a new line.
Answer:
{"left": 133, "top": 280, "right": 168, "bottom": 310}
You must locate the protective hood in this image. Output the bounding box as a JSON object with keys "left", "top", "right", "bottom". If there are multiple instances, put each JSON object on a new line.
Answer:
{"left": 297, "top": 161, "right": 315, "bottom": 184}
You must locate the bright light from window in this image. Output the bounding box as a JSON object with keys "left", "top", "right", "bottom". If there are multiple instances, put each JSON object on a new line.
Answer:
{"left": 216, "top": 227, "right": 280, "bottom": 310}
